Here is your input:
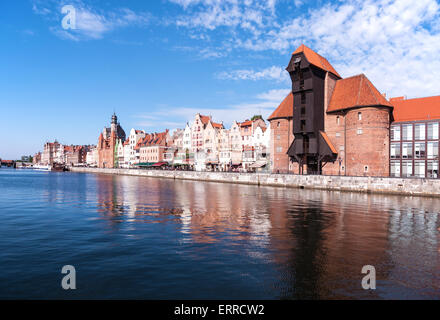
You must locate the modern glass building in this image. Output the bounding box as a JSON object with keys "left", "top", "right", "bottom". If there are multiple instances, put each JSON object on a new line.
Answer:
{"left": 390, "top": 96, "right": 440, "bottom": 178}
{"left": 390, "top": 121, "right": 439, "bottom": 178}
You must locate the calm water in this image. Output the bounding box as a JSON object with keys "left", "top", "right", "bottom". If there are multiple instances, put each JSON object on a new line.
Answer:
{"left": 0, "top": 167, "right": 439, "bottom": 299}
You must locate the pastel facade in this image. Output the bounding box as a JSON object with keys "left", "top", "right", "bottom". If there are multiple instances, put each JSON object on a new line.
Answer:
{"left": 138, "top": 130, "right": 171, "bottom": 164}
{"left": 128, "top": 128, "right": 146, "bottom": 165}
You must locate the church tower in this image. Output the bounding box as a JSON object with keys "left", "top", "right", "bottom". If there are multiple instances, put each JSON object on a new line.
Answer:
{"left": 111, "top": 112, "right": 118, "bottom": 133}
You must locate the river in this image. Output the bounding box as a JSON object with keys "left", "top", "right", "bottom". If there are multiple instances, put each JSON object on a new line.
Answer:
{"left": 0, "top": 168, "right": 439, "bottom": 299}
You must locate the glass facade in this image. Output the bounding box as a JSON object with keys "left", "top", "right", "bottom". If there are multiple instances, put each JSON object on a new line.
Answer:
{"left": 390, "top": 121, "right": 440, "bottom": 178}
{"left": 391, "top": 125, "right": 400, "bottom": 141}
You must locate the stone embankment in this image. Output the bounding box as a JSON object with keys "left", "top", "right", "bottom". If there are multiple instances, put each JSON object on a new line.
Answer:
{"left": 70, "top": 167, "right": 440, "bottom": 197}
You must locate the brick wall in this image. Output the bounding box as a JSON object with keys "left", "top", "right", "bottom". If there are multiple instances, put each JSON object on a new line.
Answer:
{"left": 345, "top": 107, "right": 390, "bottom": 177}
{"left": 269, "top": 118, "right": 294, "bottom": 173}
{"left": 323, "top": 112, "right": 346, "bottom": 175}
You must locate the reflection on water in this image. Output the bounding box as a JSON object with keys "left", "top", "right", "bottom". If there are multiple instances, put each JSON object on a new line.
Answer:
{"left": 0, "top": 168, "right": 439, "bottom": 299}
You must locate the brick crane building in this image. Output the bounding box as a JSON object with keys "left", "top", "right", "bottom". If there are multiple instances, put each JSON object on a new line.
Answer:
{"left": 269, "top": 44, "right": 439, "bottom": 178}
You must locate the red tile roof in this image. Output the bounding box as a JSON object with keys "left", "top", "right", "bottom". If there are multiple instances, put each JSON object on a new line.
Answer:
{"left": 320, "top": 131, "right": 337, "bottom": 154}
{"left": 391, "top": 95, "right": 440, "bottom": 122}
{"left": 138, "top": 130, "right": 169, "bottom": 148}
{"left": 293, "top": 44, "right": 341, "bottom": 78}
{"left": 268, "top": 92, "right": 293, "bottom": 120}
{"left": 200, "top": 115, "right": 211, "bottom": 125}
{"left": 211, "top": 122, "right": 224, "bottom": 129}
{"left": 327, "top": 74, "right": 392, "bottom": 113}
{"left": 240, "top": 120, "right": 252, "bottom": 127}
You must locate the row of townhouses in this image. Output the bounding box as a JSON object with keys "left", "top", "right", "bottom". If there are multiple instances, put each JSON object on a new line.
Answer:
{"left": 93, "top": 113, "right": 271, "bottom": 172}
{"left": 33, "top": 141, "right": 93, "bottom": 166}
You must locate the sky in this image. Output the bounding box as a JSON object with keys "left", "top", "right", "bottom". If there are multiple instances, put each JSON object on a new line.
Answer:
{"left": 1, "top": 0, "right": 439, "bottom": 159}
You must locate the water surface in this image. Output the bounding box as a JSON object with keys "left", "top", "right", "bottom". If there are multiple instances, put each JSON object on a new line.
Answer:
{"left": 0, "top": 168, "right": 439, "bottom": 299}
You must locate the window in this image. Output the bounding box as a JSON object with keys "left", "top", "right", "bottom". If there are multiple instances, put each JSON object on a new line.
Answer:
{"left": 276, "top": 147, "right": 283, "bottom": 153}
{"left": 414, "top": 160, "right": 426, "bottom": 178}
{"left": 358, "top": 112, "right": 362, "bottom": 121}
{"left": 339, "top": 146, "right": 344, "bottom": 151}
{"left": 301, "top": 92, "right": 306, "bottom": 104}
{"left": 427, "top": 141, "right": 439, "bottom": 159}
{"left": 301, "top": 120, "right": 306, "bottom": 131}
{"left": 357, "top": 128, "right": 363, "bottom": 135}
{"left": 276, "top": 135, "right": 281, "bottom": 140}
{"left": 277, "top": 122, "right": 280, "bottom": 128}
{"left": 402, "top": 142, "right": 413, "bottom": 159}
{"left": 427, "top": 122, "right": 439, "bottom": 140}
{"left": 301, "top": 107, "right": 305, "bottom": 116}
{"left": 299, "top": 70, "right": 304, "bottom": 88}
{"left": 391, "top": 125, "right": 401, "bottom": 141}
{"left": 336, "top": 116, "right": 340, "bottom": 125}
{"left": 414, "top": 123, "right": 426, "bottom": 140}
{"left": 427, "top": 160, "right": 439, "bottom": 178}
{"left": 336, "top": 132, "right": 341, "bottom": 137}
{"left": 364, "top": 165, "right": 369, "bottom": 173}
{"left": 391, "top": 161, "right": 400, "bottom": 177}
{"left": 402, "top": 160, "right": 413, "bottom": 177}
{"left": 402, "top": 124, "right": 413, "bottom": 140}
{"left": 414, "top": 142, "right": 426, "bottom": 159}
{"left": 390, "top": 143, "right": 400, "bottom": 159}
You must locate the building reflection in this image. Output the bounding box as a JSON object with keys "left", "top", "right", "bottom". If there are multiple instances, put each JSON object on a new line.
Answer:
{"left": 93, "top": 174, "right": 440, "bottom": 299}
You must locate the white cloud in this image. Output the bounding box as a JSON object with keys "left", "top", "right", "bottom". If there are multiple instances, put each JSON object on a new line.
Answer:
{"left": 32, "top": 3, "right": 51, "bottom": 15}
{"left": 136, "top": 88, "right": 290, "bottom": 130}
{"left": 256, "top": 88, "right": 291, "bottom": 102}
{"left": 170, "top": 0, "right": 440, "bottom": 98}
{"left": 169, "top": 0, "right": 278, "bottom": 35}
{"left": 33, "top": 1, "right": 150, "bottom": 41}
{"left": 217, "top": 66, "right": 289, "bottom": 82}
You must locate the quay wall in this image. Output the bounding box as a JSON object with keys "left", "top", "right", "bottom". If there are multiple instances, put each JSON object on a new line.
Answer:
{"left": 69, "top": 167, "right": 440, "bottom": 197}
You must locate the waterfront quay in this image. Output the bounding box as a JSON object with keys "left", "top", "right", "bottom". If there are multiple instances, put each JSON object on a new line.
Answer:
{"left": 70, "top": 167, "right": 440, "bottom": 197}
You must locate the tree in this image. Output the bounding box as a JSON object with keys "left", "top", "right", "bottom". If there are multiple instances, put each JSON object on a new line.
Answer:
{"left": 251, "top": 115, "right": 262, "bottom": 121}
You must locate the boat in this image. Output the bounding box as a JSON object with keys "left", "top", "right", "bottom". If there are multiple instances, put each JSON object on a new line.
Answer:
{"left": 51, "top": 163, "right": 66, "bottom": 172}
{"left": 33, "top": 164, "right": 52, "bottom": 171}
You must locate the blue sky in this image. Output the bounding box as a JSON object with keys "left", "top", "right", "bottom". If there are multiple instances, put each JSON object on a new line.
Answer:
{"left": 1, "top": 0, "right": 439, "bottom": 159}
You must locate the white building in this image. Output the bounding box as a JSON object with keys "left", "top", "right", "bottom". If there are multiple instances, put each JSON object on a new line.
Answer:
{"left": 128, "top": 128, "right": 146, "bottom": 166}
{"left": 86, "top": 147, "right": 98, "bottom": 167}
